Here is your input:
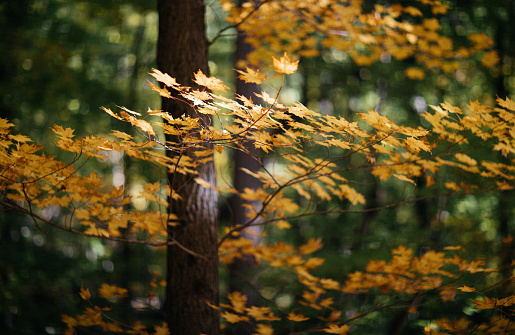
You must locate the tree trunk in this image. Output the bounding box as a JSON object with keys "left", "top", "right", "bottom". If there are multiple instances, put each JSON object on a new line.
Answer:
{"left": 227, "top": 2, "right": 263, "bottom": 332}
{"left": 157, "top": 1, "right": 219, "bottom": 334}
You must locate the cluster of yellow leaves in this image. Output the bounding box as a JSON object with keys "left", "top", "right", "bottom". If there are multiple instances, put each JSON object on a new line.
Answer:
{"left": 62, "top": 286, "right": 169, "bottom": 335}
{"left": 0, "top": 119, "right": 178, "bottom": 241}
{"left": 343, "top": 246, "right": 492, "bottom": 299}
{"left": 220, "top": 0, "right": 497, "bottom": 79}
{"left": 2, "top": 57, "right": 515, "bottom": 334}
{"left": 219, "top": 244, "right": 498, "bottom": 334}
{"left": 425, "top": 287, "right": 515, "bottom": 334}
{"left": 145, "top": 64, "right": 514, "bottom": 237}
{"left": 2, "top": 56, "right": 514, "bottom": 247}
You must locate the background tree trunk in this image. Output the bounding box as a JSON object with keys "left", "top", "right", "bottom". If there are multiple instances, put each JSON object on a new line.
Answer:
{"left": 227, "top": 2, "right": 263, "bottom": 332}
{"left": 157, "top": 1, "right": 219, "bottom": 334}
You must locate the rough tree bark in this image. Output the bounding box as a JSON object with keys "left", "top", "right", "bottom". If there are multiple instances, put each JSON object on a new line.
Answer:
{"left": 157, "top": 1, "right": 219, "bottom": 334}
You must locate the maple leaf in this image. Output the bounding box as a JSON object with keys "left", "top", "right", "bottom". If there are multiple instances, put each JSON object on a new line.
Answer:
{"left": 481, "top": 50, "right": 500, "bottom": 68}
{"left": 287, "top": 312, "right": 309, "bottom": 322}
{"left": 455, "top": 153, "right": 477, "bottom": 166}
{"left": 52, "top": 125, "right": 76, "bottom": 139}
{"left": 8, "top": 134, "right": 31, "bottom": 143}
{"left": 193, "top": 70, "right": 229, "bottom": 92}
{"left": 404, "top": 6, "right": 422, "bottom": 16}
{"left": 153, "top": 323, "right": 170, "bottom": 335}
{"left": 457, "top": 286, "right": 476, "bottom": 293}
{"left": 221, "top": 312, "right": 249, "bottom": 323}
{"left": 324, "top": 324, "right": 350, "bottom": 334}
{"left": 273, "top": 53, "right": 299, "bottom": 74}
{"left": 227, "top": 291, "right": 247, "bottom": 314}
{"left": 98, "top": 283, "right": 128, "bottom": 299}
{"left": 79, "top": 287, "right": 91, "bottom": 300}
{"left": 276, "top": 220, "right": 291, "bottom": 229}
{"left": 0, "top": 118, "right": 14, "bottom": 131}
{"left": 255, "top": 324, "right": 274, "bottom": 335}
{"left": 110, "top": 130, "right": 133, "bottom": 141}
{"left": 300, "top": 238, "right": 323, "bottom": 255}
{"left": 236, "top": 67, "right": 267, "bottom": 84}
{"left": 150, "top": 68, "right": 179, "bottom": 87}
{"left": 472, "top": 296, "right": 497, "bottom": 310}
{"left": 405, "top": 67, "right": 425, "bottom": 80}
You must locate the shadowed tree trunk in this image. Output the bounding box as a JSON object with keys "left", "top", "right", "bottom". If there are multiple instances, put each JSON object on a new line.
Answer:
{"left": 157, "top": 1, "right": 219, "bottom": 334}
{"left": 227, "top": 2, "right": 263, "bottom": 333}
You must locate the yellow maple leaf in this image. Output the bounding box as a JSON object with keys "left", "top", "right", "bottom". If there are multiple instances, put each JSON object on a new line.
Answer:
{"left": 276, "top": 220, "right": 291, "bottom": 229}
{"left": 372, "top": 165, "right": 392, "bottom": 181}
{"left": 287, "top": 312, "right": 309, "bottom": 322}
{"left": 153, "top": 323, "right": 170, "bottom": 335}
{"left": 255, "top": 324, "right": 274, "bottom": 335}
{"left": 0, "top": 118, "right": 14, "bottom": 131}
{"left": 455, "top": 153, "right": 477, "bottom": 166}
{"left": 444, "top": 181, "right": 461, "bottom": 191}
{"left": 236, "top": 67, "right": 267, "bottom": 84}
{"left": 324, "top": 324, "right": 350, "bottom": 334}
{"left": 79, "top": 287, "right": 91, "bottom": 300}
{"left": 432, "top": 4, "right": 449, "bottom": 15}
{"left": 150, "top": 68, "right": 179, "bottom": 87}
{"left": 404, "top": 6, "right": 422, "bottom": 16}
{"left": 227, "top": 291, "right": 247, "bottom": 314}
{"left": 221, "top": 312, "right": 249, "bottom": 323}
{"left": 300, "top": 238, "right": 323, "bottom": 255}
{"left": 110, "top": 130, "right": 133, "bottom": 141}
{"left": 98, "top": 283, "right": 128, "bottom": 299}
{"left": 405, "top": 67, "right": 425, "bottom": 80}
{"left": 273, "top": 53, "right": 299, "bottom": 74}
{"left": 8, "top": 134, "right": 31, "bottom": 143}
{"left": 457, "top": 286, "right": 476, "bottom": 293}
{"left": 472, "top": 296, "right": 497, "bottom": 310}
{"left": 52, "top": 125, "right": 76, "bottom": 139}
{"left": 194, "top": 70, "right": 229, "bottom": 92}
{"left": 481, "top": 50, "right": 500, "bottom": 68}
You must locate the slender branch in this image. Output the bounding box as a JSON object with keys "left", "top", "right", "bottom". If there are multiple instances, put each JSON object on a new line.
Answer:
{"left": 0, "top": 199, "right": 207, "bottom": 260}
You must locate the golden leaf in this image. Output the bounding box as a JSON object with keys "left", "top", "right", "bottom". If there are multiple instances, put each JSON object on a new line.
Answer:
{"left": 79, "top": 287, "right": 91, "bottom": 300}
{"left": 273, "top": 53, "right": 299, "bottom": 74}
{"left": 300, "top": 238, "right": 323, "bottom": 255}
{"left": 236, "top": 67, "right": 267, "bottom": 84}
{"left": 405, "top": 67, "right": 425, "bottom": 80}
{"left": 276, "top": 220, "right": 291, "bottom": 229}
{"left": 287, "top": 312, "right": 309, "bottom": 322}
{"left": 457, "top": 286, "right": 476, "bottom": 293}
{"left": 150, "top": 68, "right": 179, "bottom": 87}
{"left": 98, "top": 283, "right": 128, "bottom": 299}
{"left": 194, "top": 70, "right": 229, "bottom": 92}
{"left": 324, "top": 324, "right": 350, "bottom": 334}
{"left": 255, "top": 324, "right": 274, "bottom": 335}
{"left": 153, "top": 323, "right": 170, "bottom": 335}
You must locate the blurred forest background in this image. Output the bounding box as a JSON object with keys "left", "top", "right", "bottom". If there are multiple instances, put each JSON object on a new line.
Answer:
{"left": 1, "top": 0, "right": 514, "bottom": 334}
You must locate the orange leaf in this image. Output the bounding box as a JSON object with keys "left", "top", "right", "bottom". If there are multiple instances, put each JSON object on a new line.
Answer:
{"left": 79, "top": 287, "right": 91, "bottom": 300}
{"left": 324, "top": 324, "right": 350, "bottom": 334}
{"left": 287, "top": 312, "right": 309, "bottom": 322}
{"left": 153, "top": 323, "right": 170, "bottom": 335}
{"left": 98, "top": 283, "right": 128, "bottom": 299}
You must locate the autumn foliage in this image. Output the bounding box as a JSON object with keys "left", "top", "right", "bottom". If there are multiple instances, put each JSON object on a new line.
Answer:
{"left": 219, "top": 0, "right": 498, "bottom": 79}
{"left": 1, "top": 48, "right": 514, "bottom": 333}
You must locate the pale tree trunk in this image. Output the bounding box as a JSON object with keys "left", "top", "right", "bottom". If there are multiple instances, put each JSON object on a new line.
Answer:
{"left": 157, "top": 1, "right": 219, "bottom": 334}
